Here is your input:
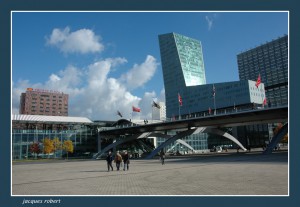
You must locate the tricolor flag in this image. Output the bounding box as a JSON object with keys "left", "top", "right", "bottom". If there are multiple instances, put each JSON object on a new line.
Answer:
{"left": 152, "top": 101, "right": 161, "bottom": 109}
{"left": 117, "top": 110, "right": 123, "bottom": 117}
{"left": 255, "top": 74, "right": 261, "bottom": 88}
{"left": 212, "top": 84, "right": 216, "bottom": 97}
{"left": 132, "top": 106, "right": 141, "bottom": 112}
{"left": 178, "top": 93, "right": 183, "bottom": 106}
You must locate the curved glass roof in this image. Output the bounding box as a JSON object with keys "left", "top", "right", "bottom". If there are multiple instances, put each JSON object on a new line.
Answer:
{"left": 12, "top": 114, "right": 93, "bottom": 124}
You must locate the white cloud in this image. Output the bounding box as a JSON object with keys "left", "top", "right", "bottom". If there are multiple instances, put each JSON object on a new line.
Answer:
{"left": 159, "top": 88, "right": 165, "bottom": 103}
{"left": 205, "top": 13, "right": 219, "bottom": 31}
{"left": 46, "top": 27, "right": 104, "bottom": 54}
{"left": 120, "top": 55, "right": 159, "bottom": 90}
{"left": 205, "top": 16, "right": 213, "bottom": 31}
{"left": 12, "top": 56, "right": 161, "bottom": 121}
{"left": 136, "top": 91, "right": 156, "bottom": 120}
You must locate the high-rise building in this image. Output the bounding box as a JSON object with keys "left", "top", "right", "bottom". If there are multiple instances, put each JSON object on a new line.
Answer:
{"left": 159, "top": 32, "right": 266, "bottom": 119}
{"left": 19, "top": 88, "right": 69, "bottom": 116}
{"left": 237, "top": 35, "right": 288, "bottom": 107}
{"left": 236, "top": 35, "right": 288, "bottom": 147}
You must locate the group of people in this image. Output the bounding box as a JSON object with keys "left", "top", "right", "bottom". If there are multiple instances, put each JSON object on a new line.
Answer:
{"left": 106, "top": 149, "right": 166, "bottom": 171}
{"left": 106, "top": 150, "right": 130, "bottom": 172}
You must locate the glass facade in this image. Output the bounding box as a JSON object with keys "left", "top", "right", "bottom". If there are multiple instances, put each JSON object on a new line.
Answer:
{"left": 159, "top": 33, "right": 206, "bottom": 118}
{"left": 236, "top": 35, "right": 288, "bottom": 146}
{"left": 12, "top": 127, "right": 95, "bottom": 160}
{"left": 159, "top": 32, "right": 266, "bottom": 119}
{"left": 156, "top": 131, "right": 209, "bottom": 153}
{"left": 12, "top": 120, "right": 157, "bottom": 160}
{"left": 173, "top": 33, "right": 206, "bottom": 86}
{"left": 237, "top": 35, "right": 288, "bottom": 107}
{"left": 158, "top": 32, "right": 268, "bottom": 151}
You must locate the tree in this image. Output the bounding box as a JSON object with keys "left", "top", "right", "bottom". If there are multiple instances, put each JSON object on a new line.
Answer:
{"left": 43, "top": 138, "right": 54, "bottom": 158}
{"left": 282, "top": 133, "right": 288, "bottom": 143}
{"left": 30, "top": 142, "right": 41, "bottom": 159}
{"left": 63, "top": 140, "right": 74, "bottom": 160}
{"left": 52, "top": 137, "right": 62, "bottom": 158}
{"left": 273, "top": 123, "right": 283, "bottom": 136}
{"left": 273, "top": 123, "right": 288, "bottom": 143}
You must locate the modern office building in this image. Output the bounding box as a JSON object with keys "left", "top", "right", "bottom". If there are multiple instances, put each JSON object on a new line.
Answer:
{"left": 158, "top": 32, "right": 268, "bottom": 151}
{"left": 237, "top": 35, "right": 288, "bottom": 107}
{"left": 158, "top": 32, "right": 266, "bottom": 119}
{"left": 236, "top": 35, "right": 288, "bottom": 146}
{"left": 19, "top": 88, "right": 69, "bottom": 116}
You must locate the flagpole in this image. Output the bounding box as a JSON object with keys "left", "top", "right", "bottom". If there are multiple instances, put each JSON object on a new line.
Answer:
{"left": 178, "top": 93, "right": 181, "bottom": 120}
{"left": 178, "top": 101, "right": 181, "bottom": 120}
{"left": 151, "top": 102, "right": 153, "bottom": 123}
{"left": 260, "top": 82, "right": 264, "bottom": 108}
{"left": 213, "top": 96, "right": 216, "bottom": 115}
{"left": 213, "top": 84, "right": 216, "bottom": 115}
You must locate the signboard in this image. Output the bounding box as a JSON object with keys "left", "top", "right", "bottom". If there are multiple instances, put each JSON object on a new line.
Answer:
{"left": 26, "top": 88, "right": 63, "bottom": 94}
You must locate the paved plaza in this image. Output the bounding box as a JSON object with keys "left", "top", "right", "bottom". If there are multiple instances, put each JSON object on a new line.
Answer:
{"left": 12, "top": 150, "right": 288, "bottom": 196}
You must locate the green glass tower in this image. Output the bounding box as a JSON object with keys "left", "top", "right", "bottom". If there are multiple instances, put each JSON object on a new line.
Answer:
{"left": 159, "top": 33, "right": 207, "bottom": 117}
{"left": 159, "top": 33, "right": 206, "bottom": 88}
{"left": 159, "top": 32, "right": 266, "bottom": 119}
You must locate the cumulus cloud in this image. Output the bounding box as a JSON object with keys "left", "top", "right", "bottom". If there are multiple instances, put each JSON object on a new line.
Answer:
{"left": 46, "top": 27, "right": 104, "bottom": 54}
{"left": 120, "top": 55, "right": 159, "bottom": 90}
{"left": 159, "top": 88, "right": 165, "bottom": 103}
{"left": 12, "top": 56, "right": 160, "bottom": 121}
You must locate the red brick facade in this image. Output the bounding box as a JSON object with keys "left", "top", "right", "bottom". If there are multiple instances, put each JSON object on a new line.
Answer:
{"left": 19, "top": 88, "right": 69, "bottom": 116}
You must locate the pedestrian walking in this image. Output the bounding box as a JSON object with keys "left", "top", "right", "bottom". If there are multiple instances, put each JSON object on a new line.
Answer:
{"left": 160, "top": 149, "right": 165, "bottom": 165}
{"left": 122, "top": 151, "right": 130, "bottom": 171}
{"left": 114, "top": 151, "right": 123, "bottom": 171}
{"left": 106, "top": 151, "right": 113, "bottom": 172}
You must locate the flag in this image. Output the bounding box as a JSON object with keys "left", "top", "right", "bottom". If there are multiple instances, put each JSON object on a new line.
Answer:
{"left": 132, "top": 106, "right": 141, "bottom": 112}
{"left": 117, "top": 110, "right": 123, "bottom": 117}
{"left": 208, "top": 107, "right": 212, "bottom": 114}
{"left": 263, "top": 98, "right": 267, "bottom": 106}
{"left": 178, "top": 93, "right": 183, "bottom": 106}
{"left": 212, "top": 84, "right": 216, "bottom": 97}
{"left": 152, "top": 101, "right": 161, "bottom": 109}
{"left": 255, "top": 74, "right": 261, "bottom": 88}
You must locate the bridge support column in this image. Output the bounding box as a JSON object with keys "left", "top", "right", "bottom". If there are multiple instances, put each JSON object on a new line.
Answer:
{"left": 203, "top": 128, "right": 247, "bottom": 151}
{"left": 145, "top": 127, "right": 247, "bottom": 159}
{"left": 166, "top": 139, "right": 196, "bottom": 153}
{"left": 145, "top": 128, "right": 206, "bottom": 159}
{"left": 93, "top": 132, "right": 151, "bottom": 159}
{"left": 263, "top": 123, "right": 288, "bottom": 155}
{"left": 97, "top": 133, "right": 101, "bottom": 153}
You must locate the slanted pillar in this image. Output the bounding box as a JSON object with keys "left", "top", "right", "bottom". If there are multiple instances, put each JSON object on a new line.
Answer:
{"left": 263, "top": 123, "right": 288, "bottom": 155}
{"left": 93, "top": 132, "right": 151, "bottom": 159}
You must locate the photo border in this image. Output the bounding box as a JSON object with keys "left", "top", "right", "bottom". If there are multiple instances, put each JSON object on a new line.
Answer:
{"left": 1, "top": 0, "right": 299, "bottom": 207}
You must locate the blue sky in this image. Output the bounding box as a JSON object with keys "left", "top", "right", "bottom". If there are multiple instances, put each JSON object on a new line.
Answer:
{"left": 12, "top": 12, "right": 288, "bottom": 120}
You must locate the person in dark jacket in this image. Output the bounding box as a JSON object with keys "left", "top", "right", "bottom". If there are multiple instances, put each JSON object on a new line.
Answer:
{"left": 122, "top": 151, "right": 130, "bottom": 171}
{"left": 160, "top": 149, "right": 165, "bottom": 165}
{"left": 106, "top": 151, "right": 113, "bottom": 172}
{"left": 114, "top": 151, "right": 122, "bottom": 171}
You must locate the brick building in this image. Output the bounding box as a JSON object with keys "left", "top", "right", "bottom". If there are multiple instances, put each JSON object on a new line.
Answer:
{"left": 19, "top": 88, "right": 69, "bottom": 116}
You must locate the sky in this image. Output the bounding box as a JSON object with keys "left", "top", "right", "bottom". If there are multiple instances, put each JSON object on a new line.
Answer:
{"left": 12, "top": 11, "right": 288, "bottom": 121}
